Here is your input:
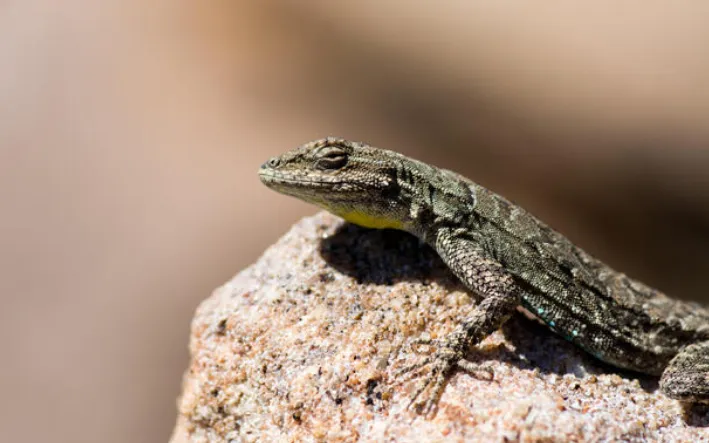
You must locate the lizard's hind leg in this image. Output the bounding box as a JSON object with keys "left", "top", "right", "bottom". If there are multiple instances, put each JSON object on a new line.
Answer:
{"left": 660, "top": 341, "right": 709, "bottom": 403}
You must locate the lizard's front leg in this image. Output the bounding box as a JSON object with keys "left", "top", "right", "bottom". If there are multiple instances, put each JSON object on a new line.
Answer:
{"left": 398, "top": 228, "right": 520, "bottom": 414}
{"left": 660, "top": 340, "right": 709, "bottom": 403}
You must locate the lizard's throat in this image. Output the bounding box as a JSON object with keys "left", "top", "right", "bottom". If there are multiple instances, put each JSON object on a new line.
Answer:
{"left": 312, "top": 200, "right": 406, "bottom": 230}
{"left": 336, "top": 209, "right": 405, "bottom": 230}
{"left": 260, "top": 172, "right": 407, "bottom": 230}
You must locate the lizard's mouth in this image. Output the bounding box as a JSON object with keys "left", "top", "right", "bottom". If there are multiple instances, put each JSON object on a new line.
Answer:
{"left": 259, "top": 169, "right": 344, "bottom": 189}
{"left": 258, "top": 168, "right": 358, "bottom": 204}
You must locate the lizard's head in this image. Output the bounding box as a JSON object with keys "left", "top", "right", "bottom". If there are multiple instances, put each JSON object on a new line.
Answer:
{"left": 259, "top": 137, "right": 408, "bottom": 230}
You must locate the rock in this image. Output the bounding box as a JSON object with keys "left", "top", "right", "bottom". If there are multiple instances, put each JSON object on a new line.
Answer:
{"left": 171, "top": 212, "right": 707, "bottom": 442}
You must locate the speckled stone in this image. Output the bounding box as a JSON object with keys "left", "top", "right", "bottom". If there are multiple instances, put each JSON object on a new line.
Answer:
{"left": 171, "top": 212, "right": 709, "bottom": 442}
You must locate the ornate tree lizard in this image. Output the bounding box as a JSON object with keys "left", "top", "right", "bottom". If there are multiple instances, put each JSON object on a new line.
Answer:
{"left": 259, "top": 137, "right": 709, "bottom": 414}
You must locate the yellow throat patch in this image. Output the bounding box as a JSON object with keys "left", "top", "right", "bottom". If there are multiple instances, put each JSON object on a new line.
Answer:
{"left": 339, "top": 210, "right": 404, "bottom": 230}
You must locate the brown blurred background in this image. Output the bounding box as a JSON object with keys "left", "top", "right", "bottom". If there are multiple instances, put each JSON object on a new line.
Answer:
{"left": 2, "top": 1, "right": 709, "bottom": 442}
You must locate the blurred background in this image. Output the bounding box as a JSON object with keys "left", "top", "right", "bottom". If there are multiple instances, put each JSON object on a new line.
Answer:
{"left": 2, "top": 1, "right": 709, "bottom": 442}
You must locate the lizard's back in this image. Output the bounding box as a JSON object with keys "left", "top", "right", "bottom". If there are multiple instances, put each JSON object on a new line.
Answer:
{"left": 465, "top": 179, "right": 709, "bottom": 374}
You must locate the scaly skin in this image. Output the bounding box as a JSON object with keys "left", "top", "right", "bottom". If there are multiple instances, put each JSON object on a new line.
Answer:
{"left": 259, "top": 137, "right": 709, "bottom": 413}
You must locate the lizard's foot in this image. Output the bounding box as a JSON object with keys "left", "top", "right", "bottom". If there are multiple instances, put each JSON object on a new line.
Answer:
{"left": 394, "top": 335, "right": 494, "bottom": 416}
{"left": 660, "top": 340, "right": 709, "bottom": 403}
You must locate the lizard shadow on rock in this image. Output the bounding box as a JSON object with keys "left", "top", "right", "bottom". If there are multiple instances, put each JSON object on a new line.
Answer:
{"left": 319, "top": 222, "right": 458, "bottom": 290}
{"left": 319, "top": 222, "right": 661, "bottom": 392}
{"left": 682, "top": 404, "right": 709, "bottom": 427}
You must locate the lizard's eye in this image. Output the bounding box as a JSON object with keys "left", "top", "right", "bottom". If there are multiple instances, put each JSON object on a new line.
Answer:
{"left": 315, "top": 148, "right": 348, "bottom": 170}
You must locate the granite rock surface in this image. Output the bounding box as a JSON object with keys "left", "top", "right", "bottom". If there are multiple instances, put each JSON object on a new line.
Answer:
{"left": 171, "top": 212, "right": 708, "bottom": 442}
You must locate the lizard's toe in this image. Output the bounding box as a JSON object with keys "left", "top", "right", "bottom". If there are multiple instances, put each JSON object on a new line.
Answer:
{"left": 457, "top": 359, "right": 495, "bottom": 380}
{"left": 404, "top": 352, "right": 457, "bottom": 414}
{"left": 394, "top": 341, "right": 468, "bottom": 414}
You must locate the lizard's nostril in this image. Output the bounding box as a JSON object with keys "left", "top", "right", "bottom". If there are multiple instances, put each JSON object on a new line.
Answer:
{"left": 262, "top": 158, "right": 280, "bottom": 169}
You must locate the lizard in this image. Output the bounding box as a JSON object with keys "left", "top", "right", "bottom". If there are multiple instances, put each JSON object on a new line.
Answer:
{"left": 258, "top": 136, "right": 709, "bottom": 414}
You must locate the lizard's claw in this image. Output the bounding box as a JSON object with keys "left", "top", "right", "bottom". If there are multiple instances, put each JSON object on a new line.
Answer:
{"left": 394, "top": 335, "right": 495, "bottom": 417}
{"left": 404, "top": 349, "right": 458, "bottom": 416}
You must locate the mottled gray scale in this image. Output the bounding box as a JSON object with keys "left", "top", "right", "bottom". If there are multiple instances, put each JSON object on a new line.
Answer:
{"left": 462, "top": 187, "right": 699, "bottom": 372}
{"left": 260, "top": 137, "right": 709, "bottom": 410}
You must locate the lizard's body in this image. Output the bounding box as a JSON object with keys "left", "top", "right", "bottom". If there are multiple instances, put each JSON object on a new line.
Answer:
{"left": 259, "top": 137, "right": 709, "bottom": 411}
